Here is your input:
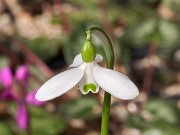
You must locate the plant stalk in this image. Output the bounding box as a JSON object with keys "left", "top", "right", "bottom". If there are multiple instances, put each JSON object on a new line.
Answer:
{"left": 87, "top": 27, "right": 114, "bottom": 135}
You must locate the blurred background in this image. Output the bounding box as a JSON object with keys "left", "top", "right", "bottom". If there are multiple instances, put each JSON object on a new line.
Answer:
{"left": 0, "top": 0, "right": 180, "bottom": 135}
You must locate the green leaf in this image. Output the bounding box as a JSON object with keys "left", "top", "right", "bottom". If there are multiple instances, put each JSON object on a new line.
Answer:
{"left": 143, "top": 122, "right": 180, "bottom": 135}
{"left": 127, "top": 98, "right": 180, "bottom": 135}
{"left": 144, "top": 98, "right": 180, "bottom": 124}
{"left": 25, "top": 37, "right": 63, "bottom": 60}
{"left": 123, "top": 18, "right": 179, "bottom": 48}
{"left": 59, "top": 97, "right": 98, "bottom": 119}
{"left": 127, "top": 114, "right": 149, "bottom": 130}
{"left": 30, "top": 106, "right": 67, "bottom": 135}
{"left": 31, "top": 115, "right": 66, "bottom": 135}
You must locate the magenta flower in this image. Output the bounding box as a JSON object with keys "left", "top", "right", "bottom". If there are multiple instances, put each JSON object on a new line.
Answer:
{"left": 0, "top": 65, "right": 45, "bottom": 130}
{"left": 26, "top": 90, "right": 46, "bottom": 106}
{"left": 16, "top": 102, "right": 28, "bottom": 129}
{"left": 15, "top": 65, "right": 29, "bottom": 86}
{"left": 0, "top": 66, "right": 13, "bottom": 87}
{"left": 0, "top": 67, "right": 14, "bottom": 100}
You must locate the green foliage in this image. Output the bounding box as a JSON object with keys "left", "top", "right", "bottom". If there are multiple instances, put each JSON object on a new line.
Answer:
{"left": 144, "top": 98, "right": 180, "bottom": 124}
{"left": 59, "top": 97, "right": 98, "bottom": 119}
{"left": 127, "top": 98, "right": 180, "bottom": 135}
{"left": 123, "top": 18, "right": 179, "bottom": 48}
{"left": 143, "top": 123, "right": 180, "bottom": 135}
{"left": 25, "top": 38, "right": 63, "bottom": 60}
{"left": 51, "top": 15, "right": 62, "bottom": 25}
{"left": 31, "top": 116, "right": 66, "bottom": 135}
{"left": 117, "top": 41, "right": 131, "bottom": 64}
{"left": 127, "top": 114, "right": 149, "bottom": 130}
{"left": 30, "top": 106, "right": 67, "bottom": 135}
{"left": 162, "top": 0, "right": 180, "bottom": 12}
{"left": 108, "top": 3, "right": 155, "bottom": 26}
{"left": 28, "top": 65, "right": 46, "bottom": 90}
{"left": 0, "top": 123, "right": 13, "bottom": 135}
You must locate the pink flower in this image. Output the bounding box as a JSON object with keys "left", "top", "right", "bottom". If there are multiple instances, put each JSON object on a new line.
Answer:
{"left": 26, "top": 90, "right": 46, "bottom": 106}
{"left": 15, "top": 65, "right": 29, "bottom": 86}
{"left": 16, "top": 102, "right": 28, "bottom": 129}
{"left": 0, "top": 67, "right": 14, "bottom": 100}
{"left": 0, "top": 67, "right": 13, "bottom": 88}
{"left": 0, "top": 65, "right": 46, "bottom": 130}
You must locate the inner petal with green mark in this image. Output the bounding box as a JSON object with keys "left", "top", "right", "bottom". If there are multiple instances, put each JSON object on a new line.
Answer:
{"left": 79, "top": 63, "right": 99, "bottom": 94}
{"left": 83, "top": 83, "right": 97, "bottom": 94}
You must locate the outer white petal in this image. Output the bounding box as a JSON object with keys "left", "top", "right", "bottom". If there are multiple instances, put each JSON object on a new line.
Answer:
{"left": 70, "top": 53, "right": 83, "bottom": 67}
{"left": 95, "top": 54, "right": 103, "bottom": 63}
{"left": 79, "top": 63, "right": 99, "bottom": 94}
{"left": 35, "top": 64, "right": 86, "bottom": 101}
{"left": 92, "top": 63, "right": 139, "bottom": 100}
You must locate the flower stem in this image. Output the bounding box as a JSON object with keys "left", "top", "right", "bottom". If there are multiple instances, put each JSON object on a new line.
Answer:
{"left": 87, "top": 27, "right": 114, "bottom": 135}
{"left": 101, "top": 92, "right": 111, "bottom": 135}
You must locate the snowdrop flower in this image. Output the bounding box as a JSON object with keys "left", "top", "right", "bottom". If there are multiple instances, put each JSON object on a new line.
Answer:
{"left": 36, "top": 37, "right": 139, "bottom": 101}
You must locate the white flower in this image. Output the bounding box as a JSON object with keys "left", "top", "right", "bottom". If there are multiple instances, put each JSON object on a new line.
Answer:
{"left": 35, "top": 53, "right": 139, "bottom": 101}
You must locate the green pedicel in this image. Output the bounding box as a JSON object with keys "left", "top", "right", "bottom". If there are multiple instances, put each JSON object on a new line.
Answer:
{"left": 83, "top": 83, "right": 97, "bottom": 93}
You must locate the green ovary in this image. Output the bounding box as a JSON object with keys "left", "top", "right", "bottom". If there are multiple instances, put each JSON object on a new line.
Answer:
{"left": 81, "top": 40, "right": 96, "bottom": 63}
{"left": 83, "top": 83, "right": 97, "bottom": 93}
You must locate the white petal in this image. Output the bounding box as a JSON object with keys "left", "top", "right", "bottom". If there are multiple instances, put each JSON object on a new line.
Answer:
{"left": 95, "top": 54, "right": 103, "bottom": 62}
{"left": 70, "top": 53, "right": 83, "bottom": 67}
{"left": 35, "top": 64, "right": 86, "bottom": 101}
{"left": 79, "top": 63, "right": 99, "bottom": 94}
{"left": 92, "top": 63, "right": 139, "bottom": 100}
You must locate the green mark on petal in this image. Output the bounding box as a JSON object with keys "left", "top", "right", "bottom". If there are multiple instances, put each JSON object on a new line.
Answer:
{"left": 83, "top": 83, "right": 97, "bottom": 93}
